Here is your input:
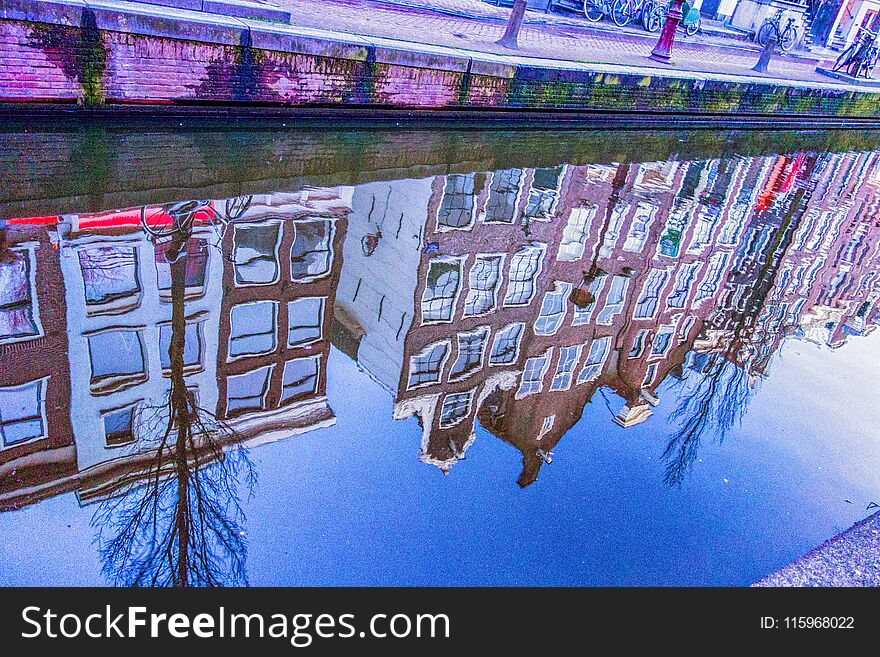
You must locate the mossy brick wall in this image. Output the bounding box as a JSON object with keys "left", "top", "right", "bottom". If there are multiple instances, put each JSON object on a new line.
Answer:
{"left": 3, "top": 14, "right": 880, "bottom": 117}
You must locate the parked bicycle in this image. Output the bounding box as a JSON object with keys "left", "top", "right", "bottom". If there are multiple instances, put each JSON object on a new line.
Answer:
{"left": 583, "top": 0, "right": 612, "bottom": 22}
{"left": 644, "top": 0, "right": 701, "bottom": 36}
{"left": 140, "top": 196, "right": 254, "bottom": 259}
{"left": 610, "top": 0, "right": 649, "bottom": 27}
{"left": 756, "top": 10, "right": 798, "bottom": 52}
{"left": 832, "top": 24, "right": 879, "bottom": 78}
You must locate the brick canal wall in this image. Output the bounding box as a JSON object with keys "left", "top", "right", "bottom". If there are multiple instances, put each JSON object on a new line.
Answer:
{"left": 4, "top": 0, "right": 880, "bottom": 119}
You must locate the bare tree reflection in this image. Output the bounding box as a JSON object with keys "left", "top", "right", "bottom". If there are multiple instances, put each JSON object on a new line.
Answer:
{"left": 661, "top": 186, "right": 809, "bottom": 486}
{"left": 94, "top": 231, "right": 254, "bottom": 587}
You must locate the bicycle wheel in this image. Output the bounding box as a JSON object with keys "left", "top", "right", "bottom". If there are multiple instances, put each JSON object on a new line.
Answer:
{"left": 686, "top": 16, "right": 700, "bottom": 36}
{"left": 611, "top": 0, "right": 631, "bottom": 26}
{"left": 583, "top": 0, "right": 605, "bottom": 21}
{"left": 780, "top": 25, "right": 797, "bottom": 51}
{"left": 756, "top": 21, "right": 775, "bottom": 48}
{"left": 645, "top": 6, "right": 663, "bottom": 32}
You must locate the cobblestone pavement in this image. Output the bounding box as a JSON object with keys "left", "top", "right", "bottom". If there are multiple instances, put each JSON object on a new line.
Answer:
{"left": 754, "top": 510, "right": 880, "bottom": 586}
{"left": 269, "top": 0, "right": 841, "bottom": 84}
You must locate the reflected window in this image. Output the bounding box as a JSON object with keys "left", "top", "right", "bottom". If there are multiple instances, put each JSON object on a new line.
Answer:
{"left": 523, "top": 167, "right": 563, "bottom": 221}
{"left": 629, "top": 329, "right": 650, "bottom": 358}
{"left": 483, "top": 169, "right": 522, "bottom": 224}
{"left": 422, "top": 258, "right": 462, "bottom": 323}
{"left": 0, "top": 378, "right": 47, "bottom": 448}
{"left": 0, "top": 248, "right": 40, "bottom": 342}
{"left": 87, "top": 330, "right": 147, "bottom": 393}
{"left": 558, "top": 206, "right": 595, "bottom": 261}
{"left": 226, "top": 365, "right": 273, "bottom": 416}
{"left": 229, "top": 301, "right": 278, "bottom": 359}
{"left": 551, "top": 345, "right": 582, "bottom": 392}
{"left": 572, "top": 274, "right": 607, "bottom": 326}
{"left": 634, "top": 268, "right": 670, "bottom": 320}
{"left": 439, "top": 390, "right": 474, "bottom": 428}
{"left": 489, "top": 323, "right": 523, "bottom": 366}
{"left": 233, "top": 222, "right": 281, "bottom": 285}
{"left": 599, "top": 204, "right": 628, "bottom": 259}
{"left": 288, "top": 297, "right": 324, "bottom": 347}
{"left": 103, "top": 404, "right": 137, "bottom": 448}
{"left": 694, "top": 252, "right": 730, "bottom": 305}
{"left": 78, "top": 245, "right": 141, "bottom": 312}
{"left": 464, "top": 255, "right": 502, "bottom": 316}
{"left": 407, "top": 341, "right": 450, "bottom": 388}
{"left": 623, "top": 204, "right": 656, "bottom": 253}
{"left": 643, "top": 363, "right": 658, "bottom": 387}
{"left": 578, "top": 336, "right": 611, "bottom": 384}
{"left": 597, "top": 275, "right": 629, "bottom": 325}
{"left": 647, "top": 326, "right": 670, "bottom": 356}
{"left": 449, "top": 327, "right": 489, "bottom": 381}
{"left": 438, "top": 174, "right": 476, "bottom": 230}
{"left": 667, "top": 262, "right": 701, "bottom": 308}
{"left": 281, "top": 355, "right": 321, "bottom": 405}
{"left": 503, "top": 244, "right": 545, "bottom": 306}
{"left": 291, "top": 219, "right": 333, "bottom": 281}
{"left": 159, "top": 320, "right": 203, "bottom": 371}
{"left": 517, "top": 349, "right": 552, "bottom": 398}
{"left": 535, "top": 281, "right": 572, "bottom": 336}
{"left": 156, "top": 239, "right": 208, "bottom": 299}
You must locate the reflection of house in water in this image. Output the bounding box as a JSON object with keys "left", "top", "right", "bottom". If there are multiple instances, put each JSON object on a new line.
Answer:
{"left": 333, "top": 179, "right": 434, "bottom": 392}
{"left": 377, "top": 151, "right": 880, "bottom": 487}
{"left": 0, "top": 217, "right": 76, "bottom": 505}
{"left": 215, "top": 189, "right": 349, "bottom": 448}
{"left": 0, "top": 189, "right": 351, "bottom": 509}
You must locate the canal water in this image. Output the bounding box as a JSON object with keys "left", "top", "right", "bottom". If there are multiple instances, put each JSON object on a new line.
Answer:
{"left": 1, "top": 122, "right": 879, "bottom": 586}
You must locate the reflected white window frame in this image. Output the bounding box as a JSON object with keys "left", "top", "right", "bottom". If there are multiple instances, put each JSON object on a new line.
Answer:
{"left": 436, "top": 173, "right": 477, "bottom": 232}
{"left": 290, "top": 217, "right": 336, "bottom": 283}
{"left": 572, "top": 274, "right": 607, "bottom": 326}
{"left": 421, "top": 256, "right": 465, "bottom": 324}
{"left": 156, "top": 236, "right": 210, "bottom": 302}
{"left": 522, "top": 165, "right": 566, "bottom": 222}
{"left": 0, "top": 242, "right": 44, "bottom": 345}
{"left": 503, "top": 243, "right": 546, "bottom": 307}
{"left": 666, "top": 261, "right": 701, "bottom": 309}
{"left": 516, "top": 348, "right": 552, "bottom": 399}
{"left": 535, "top": 281, "right": 572, "bottom": 336}
{"left": 287, "top": 296, "right": 326, "bottom": 348}
{"left": 622, "top": 203, "right": 657, "bottom": 253}
{"left": 227, "top": 300, "right": 279, "bottom": 362}
{"left": 596, "top": 275, "right": 630, "bottom": 325}
{"left": 577, "top": 336, "right": 611, "bottom": 384}
{"left": 225, "top": 363, "right": 274, "bottom": 418}
{"left": 629, "top": 329, "right": 650, "bottom": 359}
{"left": 448, "top": 326, "right": 490, "bottom": 382}
{"left": 551, "top": 344, "right": 582, "bottom": 392}
{"left": 85, "top": 326, "right": 148, "bottom": 396}
{"left": 0, "top": 376, "right": 49, "bottom": 450}
{"left": 232, "top": 220, "right": 283, "bottom": 287}
{"left": 463, "top": 253, "right": 505, "bottom": 317}
{"left": 158, "top": 315, "right": 206, "bottom": 375}
{"left": 407, "top": 339, "right": 452, "bottom": 390}
{"left": 280, "top": 354, "right": 322, "bottom": 407}
{"left": 488, "top": 322, "right": 524, "bottom": 367}
{"left": 643, "top": 362, "right": 658, "bottom": 387}
{"left": 76, "top": 242, "right": 143, "bottom": 316}
{"left": 480, "top": 169, "right": 524, "bottom": 225}
{"left": 633, "top": 268, "right": 670, "bottom": 320}
{"left": 557, "top": 205, "right": 596, "bottom": 262}
{"left": 438, "top": 389, "right": 475, "bottom": 429}
{"left": 650, "top": 325, "right": 675, "bottom": 358}
{"left": 101, "top": 400, "right": 141, "bottom": 449}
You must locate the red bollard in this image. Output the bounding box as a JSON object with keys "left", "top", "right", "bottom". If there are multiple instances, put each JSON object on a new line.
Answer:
{"left": 649, "top": 0, "right": 685, "bottom": 63}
